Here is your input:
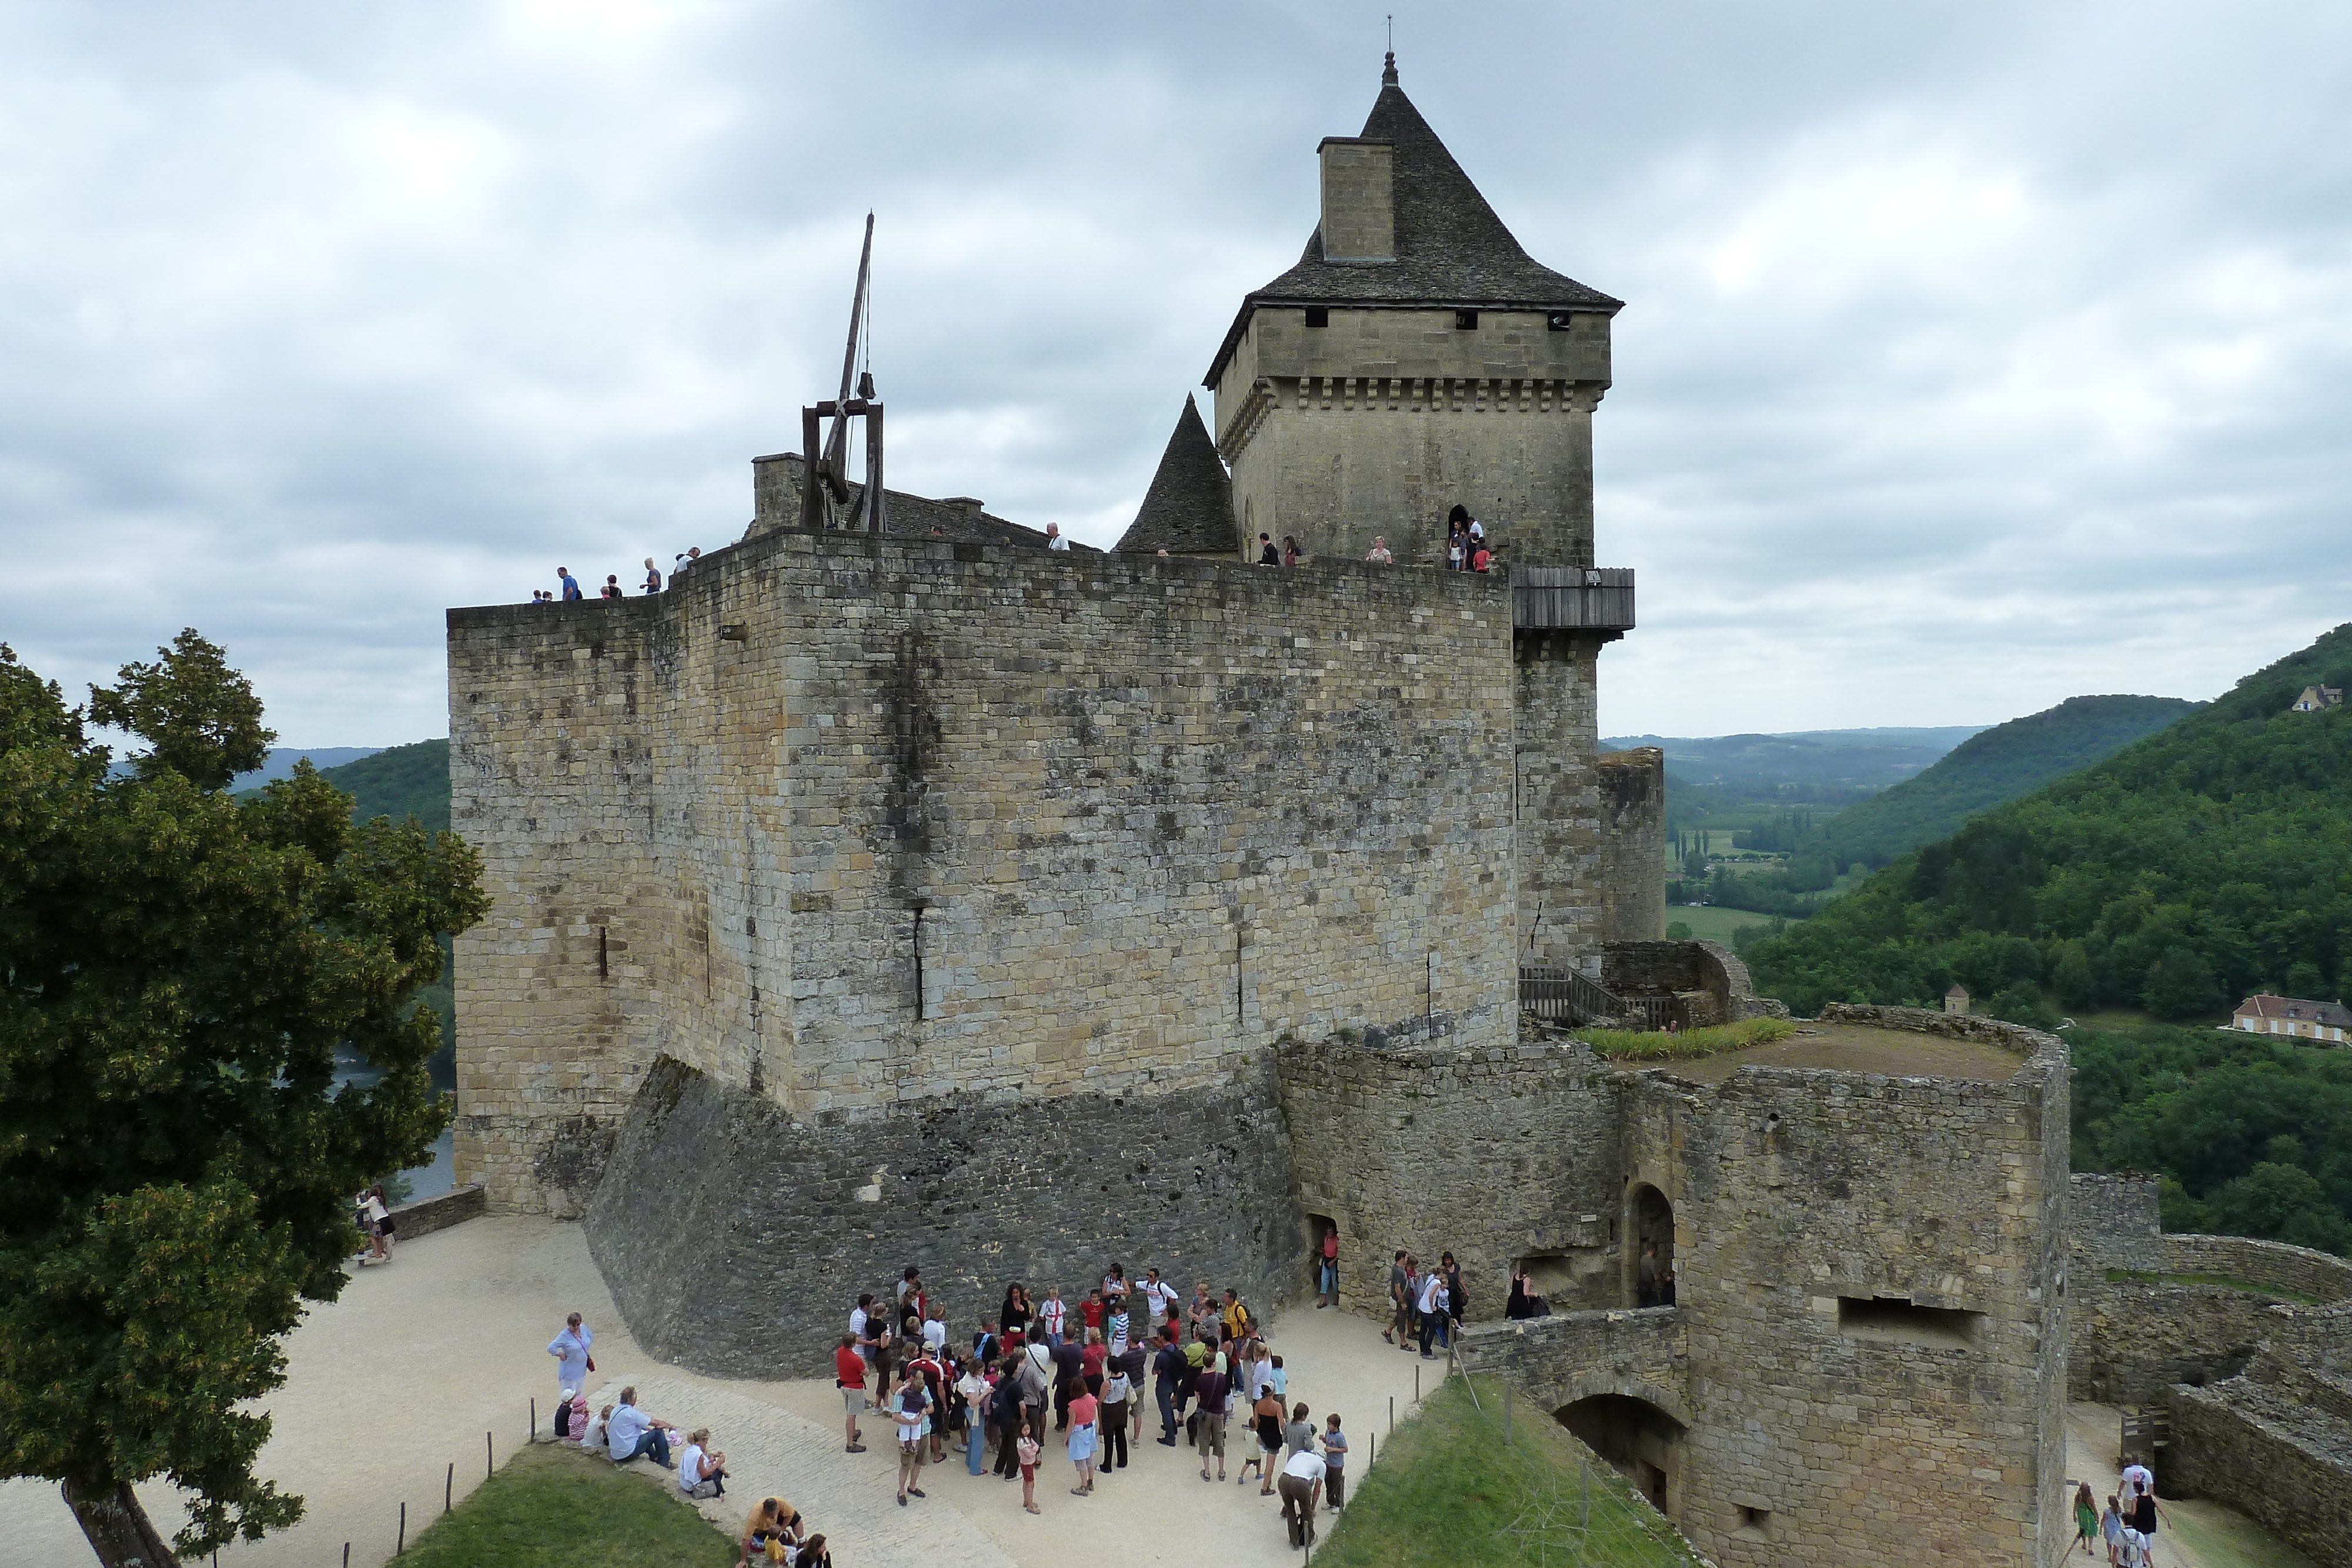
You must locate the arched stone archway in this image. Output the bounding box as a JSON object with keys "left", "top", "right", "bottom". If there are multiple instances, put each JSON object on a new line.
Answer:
{"left": 1557, "top": 1392, "right": 1686, "bottom": 1519}
{"left": 1626, "top": 1182, "right": 1675, "bottom": 1307}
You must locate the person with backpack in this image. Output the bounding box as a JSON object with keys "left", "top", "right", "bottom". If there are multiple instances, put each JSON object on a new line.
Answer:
{"left": 891, "top": 1367, "right": 931, "bottom": 1507}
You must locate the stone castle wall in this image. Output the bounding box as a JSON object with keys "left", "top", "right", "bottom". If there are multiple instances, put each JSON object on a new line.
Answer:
{"left": 585, "top": 1054, "right": 1302, "bottom": 1374}
{"left": 450, "top": 530, "right": 1599, "bottom": 1213}
{"left": 1275, "top": 1032, "right": 1623, "bottom": 1322}
{"left": 1618, "top": 1005, "right": 2070, "bottom": 1568}
{"left": 1595, "top": 747, "right": 1666, "bottom": 945}
{"left": 1211, "top": 306, "right": 1609, "bottom": 567}
{"left": 1514, "top": 631, "right": 1607, "bottom": 965}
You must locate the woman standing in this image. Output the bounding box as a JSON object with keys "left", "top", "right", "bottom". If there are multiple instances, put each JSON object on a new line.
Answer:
{"left": 998, "top": 1282, "right": 1031, "bottom": 1344}
{"left": 547, "top": 1311, "right": 595, "bottom": 1397}
{"left": 959, "top": 1356, "right": 991, "bottom": 1475}
{"left": 1065, "top": 1381, "right": 1099, "bottom": 1495}
{"left": 1317, "top": 1227, "right": 1339, "bottom": 1309}
{"left": 1098, "top": 1359, "right": 1131, "bottom": 1475}
{"left": 2073, "top": 1483, "right": 2100, "bottom": 1557}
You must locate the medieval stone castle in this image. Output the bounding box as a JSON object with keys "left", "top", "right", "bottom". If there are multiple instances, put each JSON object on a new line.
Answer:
{"left": 444, "top": 61, "right": 2346, "bottom": 1568}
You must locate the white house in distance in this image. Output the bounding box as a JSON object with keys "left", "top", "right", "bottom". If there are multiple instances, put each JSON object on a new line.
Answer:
{"left": 2231, "top": 993, "right": 2351, "bottom": 1043}
{"left": 2288, "top": 684, "right": 2343, "bottom": 713}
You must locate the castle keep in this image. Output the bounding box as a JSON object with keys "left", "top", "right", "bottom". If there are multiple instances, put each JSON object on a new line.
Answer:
{"left": 446, "top": 63, "right": 2087, "bottom": 1568}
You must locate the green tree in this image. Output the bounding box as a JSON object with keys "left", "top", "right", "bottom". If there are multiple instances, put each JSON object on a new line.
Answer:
{"left": 2143, "top": 947, "right": 2223, "bottom": 1020}
{"left": 0, "top": 637, "right": 487, "bottom": 1566}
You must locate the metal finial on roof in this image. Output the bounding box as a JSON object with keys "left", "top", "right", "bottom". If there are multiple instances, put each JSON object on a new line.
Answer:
{"left": 1383, "top": 15, "right": 1396, "bottom": 83}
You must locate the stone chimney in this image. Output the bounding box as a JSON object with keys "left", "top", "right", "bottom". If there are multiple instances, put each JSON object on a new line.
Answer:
{"left": 1317, "top": 138, "right": 1394, "bottom": 264}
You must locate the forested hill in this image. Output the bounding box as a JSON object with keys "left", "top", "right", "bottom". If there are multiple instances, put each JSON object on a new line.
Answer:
{"left": 1748, "top": 624, "right": 2352, "bottom": 1022}
{"left": 316, "top": 738, "right": 450, "bottom": 831}
{"left": 1818, "top": 694, "right": 2200, "bottom": 870}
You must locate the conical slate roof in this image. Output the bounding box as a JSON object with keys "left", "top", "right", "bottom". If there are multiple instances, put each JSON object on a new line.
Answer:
{"left": 1113, "top": 396, "right": 1240, "bottom": 556}
{"left": 1205, "top": 64, "right": 1621, "bottom": 385}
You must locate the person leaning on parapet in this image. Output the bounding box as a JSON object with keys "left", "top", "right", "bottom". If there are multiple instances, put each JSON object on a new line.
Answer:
{"left": 1364, "top": 536, "right": 1392, "bottom": 564}
{"left": 549, "top": 1310, "right": 595, "bottom": 1397}
{"left": 1045, "top": 522, "right": 1071, "bottom": 551}
{"left": 606, "top": 1386, "right": 678, "bottom": 1467}
{"left": 557, "top": 566, "right": 583, "bottom": 600}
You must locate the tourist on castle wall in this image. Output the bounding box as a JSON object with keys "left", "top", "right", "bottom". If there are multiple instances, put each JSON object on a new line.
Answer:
{"left": 547, "top": 1310, "right": 594, "bottom": 1396}
{"left": 1364, "top": 537, "right": 1392, "bottom": 564}
{"left": 599, "top": 573, "right": 623, "bottom": 599}
{"left": 642, "top": 557, "right": 662, "bottom": 594}
{"left": 1282, "top": 535, "right": 1302, "bottom": 567}
{"left": 1046, "top": 523, "right": 1070, "bottom": 551}
{"left": 834, "top": 1333, "right": 868, "bottom": 1453}
{"left": 1257, "top": 533, "right": 1279, "bottom": 565}
{"left": 557, "top": 566, "right": 582, "bottom": 600}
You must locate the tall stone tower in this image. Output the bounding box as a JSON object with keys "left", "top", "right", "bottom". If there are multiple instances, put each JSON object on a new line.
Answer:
{"left": 1204, "top": 57, "right": 1654, "bottom": 964}
{"left": 1204, "top": 54, "right": 1621, "bottom": 569}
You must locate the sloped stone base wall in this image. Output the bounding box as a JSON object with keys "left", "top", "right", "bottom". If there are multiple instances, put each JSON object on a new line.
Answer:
{"left": 583, "top": 1055, "right": 1302, "bottom": 1376}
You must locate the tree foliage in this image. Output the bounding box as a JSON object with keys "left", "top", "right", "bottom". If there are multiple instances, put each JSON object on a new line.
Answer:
{"left": 1748, "top": 624, "right": 2352, "bottom": 1021}
{"left": 0, "top": 634, "right": 487, "bottom": 1560}
{"left": 2070, "top": 1023, "right": 2352, "bottom": 1255}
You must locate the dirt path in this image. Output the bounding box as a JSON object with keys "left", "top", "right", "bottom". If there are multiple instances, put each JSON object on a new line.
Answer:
{"left": 2063, "top": 1402, "right": 2314, "bottom": 1568}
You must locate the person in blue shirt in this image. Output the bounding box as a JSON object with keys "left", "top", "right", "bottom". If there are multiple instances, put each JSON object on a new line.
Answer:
{"left": 547, "top": 1312, "right": 593, "bottom": 1397}
{"left": 558, "top": 567, "right": 583, "bottom": 601}
{"left": 606, "top": 1387, "right": 677, "bottom": 1466}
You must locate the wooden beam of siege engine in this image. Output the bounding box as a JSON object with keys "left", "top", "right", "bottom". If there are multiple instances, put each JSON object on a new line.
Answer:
{"left": 800, "top": 213, "right": 885, "bottom": 536}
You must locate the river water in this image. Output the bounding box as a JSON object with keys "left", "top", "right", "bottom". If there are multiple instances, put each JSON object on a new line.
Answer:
{"left": 331, "top": 1048, "right": 456, "bottom": 1201}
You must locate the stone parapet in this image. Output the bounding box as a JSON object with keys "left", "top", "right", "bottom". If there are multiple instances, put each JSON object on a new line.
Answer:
{"left": 2160, "top": 1233, "right": 2352, "bottom": 1302}
{"left": 2171, "top": 1370, "right": 2352, "bottom": 1565}
{"left": 1454, "top": 1306, "right": 1689, "bottom": 1425}
{"left": 386, "top": 1183, "right": 486, "bottom": 1241}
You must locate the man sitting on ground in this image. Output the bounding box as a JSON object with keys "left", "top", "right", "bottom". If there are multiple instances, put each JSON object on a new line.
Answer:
{"left": 739, "top": 1496, "right": 805, "bottom": 1565}
{"left": 606, "top": 1387, "right": 677, "bottom": 1467}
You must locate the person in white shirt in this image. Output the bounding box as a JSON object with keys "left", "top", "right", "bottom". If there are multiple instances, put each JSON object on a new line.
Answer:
{"left": 606, "top": 1388, "right": 677, "bottom": 1467}
{"left": 1277, "top": 1445, "right": 1325, "bottom": 1538}
{"left": 922, "top": 1308, "right": 947, "bottom": 1355}
{"left": 1141, "top": 1269, "right": 1177, "bottom": 1325}
{"left": 1417, "top": 1273, "right": 1449, "bottom": 1358}
{"left": 1039, "top": 1288, "right": 1068, "bottom": 1347}
{"left": 1365, "top": 537, "right": 1392, "bottom": 564}
{"left": 677, "top": 1427, "right": 729, "bottom": 1499}
{"left": 547, "top": 1312, "right": 594, "bottom": 1397}
{"left": 2120, "top": 1462, "right": 2153, "bottom": 1505}
{"left": 1045, "top": 523, "right": 1071, "bottom": 551}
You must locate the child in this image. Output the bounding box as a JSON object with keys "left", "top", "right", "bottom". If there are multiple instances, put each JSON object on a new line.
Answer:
{"left": 1017, "top": 1418, "right": 1043, "bottom": 1515}
{"left": 2100, "top": 1496, "right": 2124, "bottom": 1567}
{"left": 582, "top": 1404, "right": 614, "bottom": 1456}
{"left": 1040, "top": 1288, "right": 1068, "bottom": 1348}
{"left": 1269, "top": 1354, "right": 1288, "bottom": 1400}
{"left": 1322, "top": 1412, "right": 1348, "bottom": 1510}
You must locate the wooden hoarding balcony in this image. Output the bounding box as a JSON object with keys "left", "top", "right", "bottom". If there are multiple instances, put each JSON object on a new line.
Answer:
{"left": 1511, "top": 567, "right": 1635, "bottom": 633}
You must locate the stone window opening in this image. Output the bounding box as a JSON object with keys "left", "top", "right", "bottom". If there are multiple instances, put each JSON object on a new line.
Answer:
{"left": 1454, "top": 309, "right": 1479, "bottom": 330}
{"left": 1628, "top": 1183, "right": 1675, "bottom": 1308}
{"left": 1836, "top": 1295, "right": 1984, "bottom": 1351}
{"left": 1556, "top": 1394, "right": 1682, "bottom": 1519}
{"left": 1304, "top": 307, "right": 1329, "bottom": 329}
{"left": 1547, "top": 311, "right": 1575, "bottom": 332}
{"left": 1733, "top": 1503, "right": 1775, "bottom": 1542}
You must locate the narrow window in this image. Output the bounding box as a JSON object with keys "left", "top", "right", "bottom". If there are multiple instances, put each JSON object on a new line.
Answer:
{"left": 1735, "top": 1506, "right": 1773, "bottom": 1541}
{"left": 1836, "top": 1295, "right": 1984, "bottom": 1350}
{"left": 1304, "top": 306, "right": 1329, "bottom": 329}
{"left": 1547, "top": 311, "right": 1575, "bottom": 332}
{"left": 1454, "top": 309, "right": 1479, "bottom": 330}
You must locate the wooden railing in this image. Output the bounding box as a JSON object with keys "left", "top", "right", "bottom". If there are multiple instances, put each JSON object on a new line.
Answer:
{"left": 1520, "top": 965, "right": 1673, "bottom": 1031}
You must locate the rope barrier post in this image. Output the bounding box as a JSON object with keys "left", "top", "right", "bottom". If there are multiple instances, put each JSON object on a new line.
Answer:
{"left": 486, "top": 1429, "right": 494, "bottom": 1480}
{"left": 398, "top": 1500, "right": 406, "bottom": 1555}
{"left": 530, "top": 1396, "right": 536, "bottom": 1443}
{"left": 445, "top": 1460, "right": 453, "bottom": 1513}
{"left": 1388, "top": 1395, "right": 1392, "bottom": 1434}
{"left": 342, "top": 1544, "right": 350, "bottom": 1568}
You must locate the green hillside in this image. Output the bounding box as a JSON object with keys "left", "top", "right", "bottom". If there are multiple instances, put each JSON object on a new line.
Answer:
{"left": 1748, "top": 624, "right": 2352, "bottom": 1023}
{"left": 318, "top": 738, "right": 450, "bottom": 831}
{"left": 1818, "top": 694, "right": 2200, "bottom": 870}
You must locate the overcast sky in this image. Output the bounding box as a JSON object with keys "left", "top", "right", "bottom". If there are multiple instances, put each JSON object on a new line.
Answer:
{"left": 3, "top": 1, "right": 2347, "bottom": 745}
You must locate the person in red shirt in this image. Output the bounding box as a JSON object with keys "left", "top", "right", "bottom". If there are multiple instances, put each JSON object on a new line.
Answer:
{"left": 1066, "top": 1385, "right": 1101, "bottom": 1495}
{"left": 834, "top": 1334, "right": 868, "bottom": 1453}
{"left": 1471, "top": 543, "right": 1492, "bottom": 573}
{"left": 1078, "top": 1288, "right": 1106, "bottom": 1337}
{"left": 1080, "top": 1329, "right": 1108, "bottom": 1398}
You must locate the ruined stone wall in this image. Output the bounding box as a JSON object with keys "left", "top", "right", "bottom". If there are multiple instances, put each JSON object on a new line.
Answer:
{"left": 451, "top": 533, "right": 1525, "bottom": 1213}
{"left": 1601, "top": 940, "right": 1774, "bottom": 1029}
{"left": 1620, "top": 1007, "right": 2069, "bottom": 1568}
{"left": 585, "top": 1054, "right": 1301, "bottom": 1373}
{"left": 1211, "top": 306, "right": 1609, "bottom": 567}
{"left": 1275, "top": 1032, "right": 1623, "bottom": 1323}
{"left": 1514, "top": 631, "right": 1605, "bottom": 967}
{"left": 2161, "top": 1233, "right": 2352, "bottom": 1301}
{"left": 1595, "top": 748, "right": 1665, "bottom": 943}
{"left": 2171, "top": 1330, "right": 2352, "bottom": 1568}
{"left": 2069, "top": 1172, "right": 2161, "bottom": 1271}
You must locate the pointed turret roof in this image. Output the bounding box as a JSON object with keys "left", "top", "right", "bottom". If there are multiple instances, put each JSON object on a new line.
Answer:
{"left": 1114, "top": 396, "right": 1240, "bottom": 556}
{"left": 1205, "top": 66, "right": 1621, "bottom": 385}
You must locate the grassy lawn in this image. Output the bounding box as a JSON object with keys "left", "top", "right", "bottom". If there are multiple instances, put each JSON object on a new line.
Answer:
{"left": 2104, "top": 1269, "right": 2321, "bottom": 1306}
{"left": 1662, "top": 905, "right": 1789, "bottom": 946}
{"left": 1580, "top": 1017, "right": 1796, "bottom": 1062}
{"left": 1315, "top": 1375, "right": 1699, "bottom": 1568}
{"left": 397, "top": 1440, "right": 735, "bottom": 1568}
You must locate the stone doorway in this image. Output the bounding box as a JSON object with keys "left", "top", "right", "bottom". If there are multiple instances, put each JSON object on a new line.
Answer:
{"left": 1308, "top": 1213, "right": 1338, "bottom": 1306}
{"left": 1557, "top": 1393, "right": 1685, "bottom": 1518}
{"left": 1627, "top": 1183, "right": 1675, "bottom": 1307}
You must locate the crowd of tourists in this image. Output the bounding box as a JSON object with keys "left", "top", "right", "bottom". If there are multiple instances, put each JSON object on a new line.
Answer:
{"left": 836, "top": 1263, "right": 1346, "bottom": 1545}
{"left": 533, "top": 551, "right": 703, "bottom": 604}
